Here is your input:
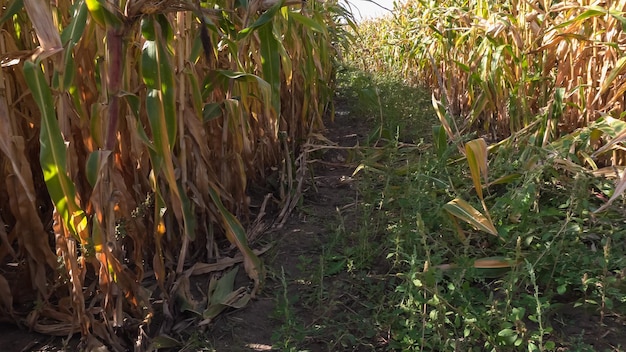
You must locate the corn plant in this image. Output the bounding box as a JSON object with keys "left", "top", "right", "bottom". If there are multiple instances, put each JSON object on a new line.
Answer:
{"left": 350, "top": 0, "right": 626, "bottom": 143}
{"left": 0, "top": 0, "right": 349, "bottom": 348}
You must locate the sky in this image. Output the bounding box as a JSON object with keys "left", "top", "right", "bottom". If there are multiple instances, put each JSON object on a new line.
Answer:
{"left": 341, "top": 0, "right": 398, "bottom": 21}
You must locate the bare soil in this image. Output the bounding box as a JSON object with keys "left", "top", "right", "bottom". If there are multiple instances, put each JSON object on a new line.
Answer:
{"left": 209, "top": 102, "right": 376, "bottom": 352}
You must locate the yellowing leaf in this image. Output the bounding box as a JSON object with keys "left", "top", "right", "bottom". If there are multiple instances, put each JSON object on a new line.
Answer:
{"left": 465, "top": 138, "right": 489, "bottom": 200}
{"left": 473, "top": 257, "right": 517, "bottom": 268}
{"left": 207, "top": 187, "right": 265, "bottom": 296}
{"left": 594, "top": 168, "right": 626, "bottom": 214}
{"left": 443, "top": 198, "right": 498, "bottom": 236}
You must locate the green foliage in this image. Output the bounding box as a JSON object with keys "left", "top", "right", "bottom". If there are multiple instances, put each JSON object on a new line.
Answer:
{"left": 353, "top": 116, "right": 626, "bottom": 351}
{"left": 269, "top": 50, "right": 626, "bottom": 350}
{"left": 343, "top": 4, "right": 626, "bottom": 348}
{"left": 335, "top": 66, "right": 435, "bottom": 144}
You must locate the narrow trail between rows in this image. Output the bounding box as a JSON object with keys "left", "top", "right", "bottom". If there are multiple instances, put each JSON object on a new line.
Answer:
{"left": 211, "top": 98, "right": 376, "bottom": 351}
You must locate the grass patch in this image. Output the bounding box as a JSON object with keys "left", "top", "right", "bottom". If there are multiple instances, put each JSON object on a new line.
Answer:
{"left": 335, "top": 65, "right": 435, "bottom": 145}
{"left": 271, "top": 65, "right": 626, "bottom": 351}
{"left": 349, "top": 89, "right": 626, "bottom": 349}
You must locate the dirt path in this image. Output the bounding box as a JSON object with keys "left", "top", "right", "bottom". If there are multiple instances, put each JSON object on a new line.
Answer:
{"left": 210, "top": 101, "right": 375, "bottom": 351}
{"left": 0, "top": 96, "right": 374, "bottom": 352}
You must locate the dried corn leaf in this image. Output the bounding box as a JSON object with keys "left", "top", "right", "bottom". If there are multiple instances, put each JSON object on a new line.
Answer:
{"left": 443, "top": 198, "right": 498, "bottom": 236}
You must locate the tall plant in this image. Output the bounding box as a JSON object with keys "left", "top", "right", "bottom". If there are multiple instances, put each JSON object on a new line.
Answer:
{"left": 351, "top": 0, "right": 626, "bottom": 141}
{"left": 0, "top": 0, "right": 348, "bottom": 348}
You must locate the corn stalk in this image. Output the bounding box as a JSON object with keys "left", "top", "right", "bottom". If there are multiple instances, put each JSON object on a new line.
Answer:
{"left": 351, "top": 0, "right": 626, "bottom": 141}
{"left": 0, "top": 0, "right": 347, "bottom": 348}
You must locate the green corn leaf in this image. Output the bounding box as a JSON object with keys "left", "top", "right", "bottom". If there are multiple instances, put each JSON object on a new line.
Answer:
{"left": 61, "top": 42, "right": 76, "bottom": 91}
{"left": 209, "top": 70, "right": 273, "bottom": 116}
{"left": 432, "top": 125, "right": 448, "bottom": 157}
{"left": 141, "top": 16, "right": 196, "bottom": 241}
{"left": 85, "top": 0, "right": 122, "bottom": 28}
{"left": 119, "top": 91, "right": 156, "bottom": 150}
{"left": 554, "top": 8, "right": 605, "bottom": 29}
{"left": 258, "top": 22, "right": 281, "bottom": 116}
{"left": 186, "top": 70, "right": 204, "bottom": 118}
{"left": 207, "top": 187, "right": 264, "bottom": 296}
{"left": 148, "top": 335, "right": 182, "bottom": 350}
{"left": 237, "top": 0, "right": 284, "bottom": 40}
{"left": 85, "top": 150, "right": 111, "bottom": 188}
{"left": 443, "top": 198, "right": 498, "bottom": 236}
{"left": 202, "top": 103, "right": 222, "bottom": 122}
{"left": 288, "top": 11, "right": 326, "bottom": 34}
{"left": 60, "top": 0, "right": 88, "bottom": 45}
{"left": 23, "top": 60, "right": 87, "bottom": 241}
{"left": 141, "top": 18, "right": 176, "bottom": 150}
{"left": 176, "top": 181, "right": 196, "bottom": 241}
{"left": 486, "top": 173, "right": 521, "bottom": 187}
{"left": 203, "top": 267, "right": 251, "bottom": 320}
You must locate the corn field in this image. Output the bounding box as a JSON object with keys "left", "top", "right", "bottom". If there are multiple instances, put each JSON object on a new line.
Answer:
{"left": 353, "top": 0, "right": 626, "bottom": 146}
{"left": 0, "top": 0, "right": 351, "bottom": 349}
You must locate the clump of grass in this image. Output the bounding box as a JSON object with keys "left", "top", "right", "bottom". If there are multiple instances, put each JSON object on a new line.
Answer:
{"left": 335, "top": 65, "right": 436, "bottom": 144}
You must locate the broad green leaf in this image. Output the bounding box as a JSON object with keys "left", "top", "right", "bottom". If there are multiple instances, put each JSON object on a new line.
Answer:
{"left": 207, "top": 70, "right": 273, "bottom": 115}
{"left": 259, "top": 22, "right": 281, "bottom": 116}
{"left": 23, "top": 60, "right": 87, "bottom": 241}
{"left": 176, "top": 181, "right": 196, "bottom": 242}
{"left": 237, "top": 0, "right": 284, "bottom": 39}
{"left": 207, "top": 187, "right": 265, "bottom": 296}
{"left": 453, "top": 59, "right": 470, "bottom": 73}
{"left": 202, "top": 103, "right": 222, "bottom": 122}
{"left": 497, "top": 328, "right": 519, "bottom": 345}
{"left": 60, "top": 0, "right": 88, "bottom": 45}
{"left": 61, "top": 42, "right": 76, "bottom": 91}
{"left": 85, "top": 0, "right": 122, "bottom": 28}
{"left": 203, "top": 267, "right": 251, "bottom": 320}
{"left": 141, "top": 17, "right": 196, "bottom": 242}
{"left": 443, "top": 198, "right": 498, "bottom": 236}
{"left": 465, "top": 138, "right": 488, "bottom": 200}
{"left": 148, "top": 335, "right": 182, "bottom": 349}
{"left": 141, "top": 18, "right": 176, "bottom": 150}
{"left": 85, "top": 150, "right": 111, "bottom": 188}
{"left": 288, "top": 11, "right": 326, "bottom": 34}
{"left": 141, "top": 14, "right": 173, "bottom": 42}
{"left": 554, "top": 8, "right": 605, "bottom": 29}
{"left": 432, "top": 125, "right": 447, "bottom": 157}
{"left": 486, "top": 173, "right": 521, "bottom": 187}
{"left": 120, "top": 91, "right": 140, "bottom": 118}
{"left": 186, "top": 70, "right": 204, "bottom": 117}
{"left": 120, "top": 92, "right": 155, "bottom": 150}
